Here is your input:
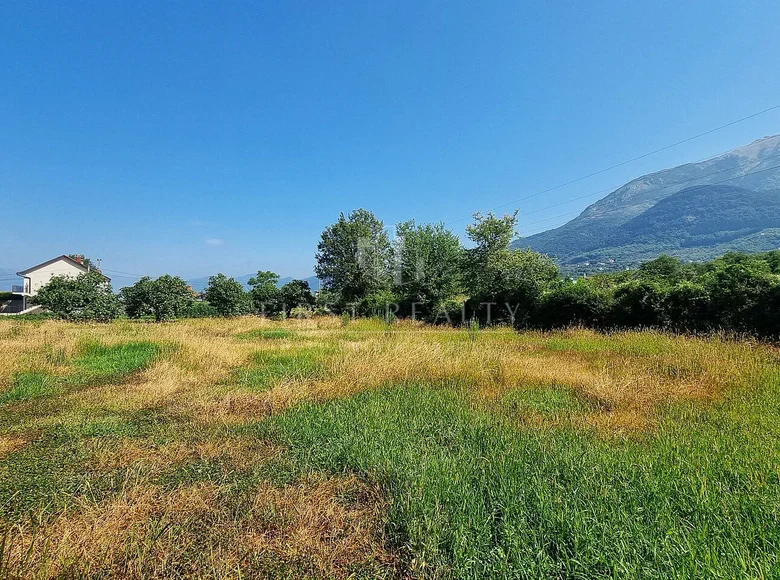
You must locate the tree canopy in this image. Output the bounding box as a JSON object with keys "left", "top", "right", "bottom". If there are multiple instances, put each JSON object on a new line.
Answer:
{"left": 35, "top": 272, "right": 121, "bottom": 322}
{"left": 392, "top": 220, "right": 463, "bottom": 315}
{"left": 279, "top": 279, "right": 315, "bottom": 314}
{"left": 203, "top": 274, "right": 248, "bottom": 317}
{"left": 121, "top": 275, "right": 194, "bottom": 322}
{"left": 247, "top": 270, "right": 281, "bottom": 314}
{"left": 315, "top": 209, "right": 392, "bottom": 308}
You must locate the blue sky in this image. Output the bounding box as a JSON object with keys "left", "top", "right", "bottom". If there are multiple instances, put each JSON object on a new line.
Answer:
{"left": 2, "top": 1, "right": 780, "bottom": 286}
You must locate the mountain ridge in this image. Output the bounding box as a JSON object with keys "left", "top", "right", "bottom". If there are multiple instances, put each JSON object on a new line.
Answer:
{"left": 514, "top": 134, "right": 780, "bottom": 273}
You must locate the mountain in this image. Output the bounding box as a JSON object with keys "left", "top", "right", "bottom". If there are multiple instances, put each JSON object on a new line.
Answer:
{"left": 0, "top": 268, "right": 19, "bottom": 292}
{"left": 187, "top": 274, "right": 320, "bottom": 293}
{"left": 514, "top": 135, "right": 780, "bottom": 273}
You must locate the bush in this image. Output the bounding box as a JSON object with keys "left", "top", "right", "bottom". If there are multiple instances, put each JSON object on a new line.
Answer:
{"left": 535, "top": 282, "right": 610, "bottom": 329}
{"left": 428, "top": 298, "right": 467, "bottom": 325}
{"left": 34, "top": 272, "right": 121, "bottom": 322}
{"left": 289, "top": 306, "right": 313, "bottom": 319}
{"left": 182, "top": 300, "right": 220, "bottom": 318}
{"left": 661, "top": 282, "right": 711, "bottom": 332}
{"left": 361, "top": 289, "right": 399, "bottom": 319}
{"left": 611, "top": 280, "right": 665, "bottom": 328}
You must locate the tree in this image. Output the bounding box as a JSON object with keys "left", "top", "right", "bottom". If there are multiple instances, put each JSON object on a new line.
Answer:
{"left": 203, "top": 274, "right": 248, "bottom": 316}
{"left": 703, "top": 261, "right": 780, "bottom": 334}
{"left": 611, "top": 280, "right": 665, "bottom": 328}
{"left": 463, "top": 212, "right": 558, "bottom": 325}
{"left": 662, "top": 281, "right": 711, "bottom": 332}
{"left": 535, "top": 281, "right": 611, "bottom": 329}
{"left": 463, "top": 212, "right": 519, "bottom": 301}
{"left": 638, "top": 255, "right": 687, "bottom": 284}
{"left": 34, "top": 271, "right": 121, "bottom": 322}
{"left": 393, "top": 220, "right": 463, "bottom": 316}
{"left": 68, "top": 254, "right": 97, "bottom": 270}
{"left": 121, "top": 277, "right": 154, "bottom": 319}
{"left": 248, "top": 270, "right": 281, "bottom": 314}
{"left": 315, "top": 209, "right": 392, "bottom": 308}
{"left": 121, "top": 275, "right": 194, "bottom": 322}
{"left": 279, "top": 279, "right": 315, "bottom": 314}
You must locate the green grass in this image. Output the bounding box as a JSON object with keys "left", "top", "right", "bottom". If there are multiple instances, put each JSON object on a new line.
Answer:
{"left": 0, "top": 342, "right": 161, "bottom": 406}
{"left": 501, "top": 385, "right": 592, "bottom": 418}
{"left": 2, "top": 321, "right": 780, "bottom": 578}
{"left": 71, "top": 341, "right": 162, "bottom": 383}
{"left": 236, "top": 329, "right": 296, "bottom": 341}
{"left": 263, "top": 379, "right": 780, "bottom": 578}
{"left": 0, "top": 372, "right": 60, "bottom": 404}
{"left": 0, "top": 425, "right": 127, "bottom": 518}
{"left": 234, "top": 350, "right": 326, "bottom": 391}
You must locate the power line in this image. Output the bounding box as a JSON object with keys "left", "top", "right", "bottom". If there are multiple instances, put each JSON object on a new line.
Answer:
{"left": 446, "top": 102, "right": 780, "bottom": 226}
{"left": 517, "top": 161, "right": 780, "bottom": 238}
{"left": 102, "top": 268, "right": 146, "bottom": 277}
{"left": 514, "top": 148, "right": 780, "bottom": 231}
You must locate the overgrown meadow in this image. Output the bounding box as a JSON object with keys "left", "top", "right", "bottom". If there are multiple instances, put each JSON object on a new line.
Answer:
{"left": 1, "top": 317, "right": 779, "bottom": 578}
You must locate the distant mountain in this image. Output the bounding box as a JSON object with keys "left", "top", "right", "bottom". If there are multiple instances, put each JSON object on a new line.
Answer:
{"left": 0, "top": 268, "right": 19, "bottom": 292}
{"left": 187, "top": 274, "right": 320, "bottom": 293}
{"left": 514, "top": 135, "right": 780, "bottom": 273}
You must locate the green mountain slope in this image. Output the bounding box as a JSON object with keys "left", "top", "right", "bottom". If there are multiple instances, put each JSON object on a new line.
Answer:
{"left": 514, "top": 135, "right": 780, "bottom": 273}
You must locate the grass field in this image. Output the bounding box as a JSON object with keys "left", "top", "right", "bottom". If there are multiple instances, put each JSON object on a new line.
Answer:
{"left": 0, "top": 317, "right": 779, "bottom": 578}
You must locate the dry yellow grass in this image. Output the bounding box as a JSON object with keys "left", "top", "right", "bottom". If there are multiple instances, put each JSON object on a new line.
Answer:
{"left": 0, "top": 316, "right": 774, "bottom": 578}
{"left": 4, "top": 475, "right": 392, "bottom": 579}
{"left": 0, "top": 435, "right": 26, "bottom": 457}
{"left": 1, "top": 318, "right": 769, "bottom": 433}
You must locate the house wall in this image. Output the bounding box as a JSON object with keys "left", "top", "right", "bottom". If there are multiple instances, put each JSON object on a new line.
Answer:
{"left": 25, "top": 258, "right": 87, "bottom": 295}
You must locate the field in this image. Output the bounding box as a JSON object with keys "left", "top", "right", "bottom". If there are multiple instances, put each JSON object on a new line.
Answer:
{"left": 0, "top": 317, "right": 779, "bottom": 579}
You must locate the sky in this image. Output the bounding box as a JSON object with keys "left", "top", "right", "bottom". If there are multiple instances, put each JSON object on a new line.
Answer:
{"left": 2, "top": 0, "right": 780, "bottom": 286}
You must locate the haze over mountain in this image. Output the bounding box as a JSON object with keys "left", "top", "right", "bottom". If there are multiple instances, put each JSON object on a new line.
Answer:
{"left": 514, "top": 135, "right": 780, "bottom": 273}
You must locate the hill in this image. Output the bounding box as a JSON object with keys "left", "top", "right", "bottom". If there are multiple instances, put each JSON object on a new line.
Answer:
{"left": 515, "top": 135, "right": 780, "bottom": 273}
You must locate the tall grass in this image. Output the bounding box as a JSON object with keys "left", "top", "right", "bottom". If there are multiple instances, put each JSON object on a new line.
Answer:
{"left": 0, "top": 317, "right": 777, "bottom": 578}
{"left": 267, "top": 379, "right": 780, "bottom": 577}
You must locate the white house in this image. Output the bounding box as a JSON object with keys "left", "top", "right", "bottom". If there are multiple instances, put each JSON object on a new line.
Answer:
{"left": 0, "top": 255, "right": 110, "bottom": 314}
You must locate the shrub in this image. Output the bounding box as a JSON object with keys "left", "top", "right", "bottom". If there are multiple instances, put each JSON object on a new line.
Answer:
{"left": 428, "top": 298, "right": 467, "bottom": 325}
{"left": 535, "top": 282, "right": 611, "bottom": 328}
{"left": 183, "top": 300, "right": 219, "bottom": 318}
{"left": 289, "top": 306, "right": 313, "bottom": 319}
{"left": 203, "top": 274, "right": 250, "bottom": 317}
{"left": 34, "top": 272, "right": 121, "bottom": 322}
{"left": 661, "top": 282, "right": 711, "bottom": 332}
{"left": 611, "top": 280, "right": 665, "bottom": 328}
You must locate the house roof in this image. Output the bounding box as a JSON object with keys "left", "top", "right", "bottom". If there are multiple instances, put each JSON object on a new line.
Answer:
{"left": 16, "top": 255, "right": 111, "bottom": 281}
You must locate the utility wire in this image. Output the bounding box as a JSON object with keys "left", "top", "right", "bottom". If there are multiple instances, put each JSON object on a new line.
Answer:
{"left": 446, "top": 102, "right": 780, "bottom": 226}
{"left": 518, "top": 161, "right": 780, "bottom": 238}
{"left": 515, "top": 148, "right": 780, "bottom": 231}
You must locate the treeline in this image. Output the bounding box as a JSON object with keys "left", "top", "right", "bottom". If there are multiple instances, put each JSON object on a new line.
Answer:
{"left": 33, "top": 271, "right": 320, "bottom": 322}
{"left": 312, "top": 209, "right": 780, "bottom": 337}
{"left": 29, "top": 209, "right": 780, "bottom": 338}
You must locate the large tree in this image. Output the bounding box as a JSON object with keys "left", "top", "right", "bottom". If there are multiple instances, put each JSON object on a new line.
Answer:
{"left": 464, "top": 212, "right": 558, "bottom": 325}
{"left": 279, "top": 279, "right": 315, "bottom": 314}
{"left": 34, "top": 271, "right": 121, "bottom": 322}
{"left": 392, "top": 220, "right": 463, "bottom": 314}
{"left": 121, "top": 275, "right": 194, "bottom": 322}
{"left": 203, "top": 274, "right": 248, "bottom": 317}
{"left": 315, "top": 209, "right": 392, "bottom": 307}
{"left": 247, "top": 270, "right": 281, "bottom": 314}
